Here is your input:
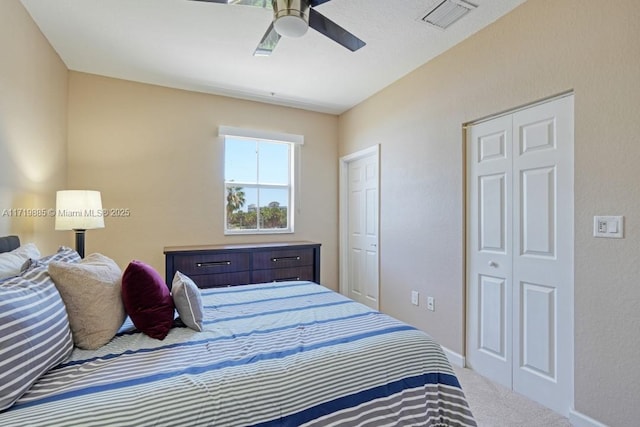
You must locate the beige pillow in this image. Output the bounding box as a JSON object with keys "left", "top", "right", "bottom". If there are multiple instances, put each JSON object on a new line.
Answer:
{"left": 48, "top": 253, "right": 125, "bottom": 350}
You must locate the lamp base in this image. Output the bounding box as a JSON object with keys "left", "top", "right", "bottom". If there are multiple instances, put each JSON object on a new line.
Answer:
{"left": 74, "top": 229, "right": 86, "bottom": 258}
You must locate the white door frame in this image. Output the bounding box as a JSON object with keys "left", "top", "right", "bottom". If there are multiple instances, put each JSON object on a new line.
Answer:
{"left": 339, "top": 144, "right": 380, "bottom": 307}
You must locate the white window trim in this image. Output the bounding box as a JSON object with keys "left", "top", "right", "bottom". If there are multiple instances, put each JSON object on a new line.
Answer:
{"left": 219, "top": 126, "right": 304, "bottom": 145}
{"left": 220, "top": 126, "right": 302, "bottom": 235}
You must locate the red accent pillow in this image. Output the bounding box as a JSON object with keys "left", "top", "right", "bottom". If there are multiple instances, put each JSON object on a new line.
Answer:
{"left": 121, "top": 260, "right": 174, "bottom": 340}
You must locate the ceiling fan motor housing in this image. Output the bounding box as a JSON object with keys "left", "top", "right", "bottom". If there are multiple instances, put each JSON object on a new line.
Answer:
{"left": 273, "top": 0, "right": 310, "bottom": 38}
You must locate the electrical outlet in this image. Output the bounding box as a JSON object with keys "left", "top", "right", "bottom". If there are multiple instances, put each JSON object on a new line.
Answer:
{"left": 427, "top": 297, "right": 435, "bottom": 311}
{"left": 411, "top": 291, "right": 419, "bottom": 306}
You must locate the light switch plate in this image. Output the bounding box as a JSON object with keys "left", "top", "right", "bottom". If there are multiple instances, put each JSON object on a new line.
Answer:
{"left": 411, "top": 290, "right": 419, "bottom": 306}
{"left": 593, "top": 216, "right": 624, "bottom": 238}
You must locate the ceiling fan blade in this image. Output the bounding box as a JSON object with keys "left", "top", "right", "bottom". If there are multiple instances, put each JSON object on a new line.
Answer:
{"left": 309, "top": 0, "right": 333, "bottom": 6}
{"left": 254, "top": 22, "right": 281, "bottom": 56}
{"left": 308, "top": 8, "right": 365, "bottom": 52}
{"left": 231, "top": 0, "right": 271, "bottom": 7}
{"left": 188, "top": 0, "right": 272, "bottom": 8}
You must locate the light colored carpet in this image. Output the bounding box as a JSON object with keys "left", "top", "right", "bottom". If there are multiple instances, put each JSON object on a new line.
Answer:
{"left": 453, "top": 366, "right": 573, "bottom": 427}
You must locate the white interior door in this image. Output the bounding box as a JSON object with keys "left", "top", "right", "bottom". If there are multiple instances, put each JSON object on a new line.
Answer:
{"left": 467, "top": 95, "right": 574, "bottom": 416}
{"left": 467, "top": 115, "right": 514, "bottom": 389}
{"left": 340, "top": 146, "right": 379, "bottom": 310}
{"left": 511, "top": 96, "right": 574, "bottom": 414}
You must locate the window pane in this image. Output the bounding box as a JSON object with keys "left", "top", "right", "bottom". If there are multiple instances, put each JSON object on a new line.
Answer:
{"left": 226, "top": 186, "right": 257, "bottom": 230}
{"left": 223, "top": 133, "right": 295, "bottom": 234}
{"left": 225, "top": 138, "right": 257, "bottom": 183}
{"left": 258, "top": 188, "right": 289, "bottom": 230}
{"left": 258, "top": 142, "right": 289, "bottom": 185}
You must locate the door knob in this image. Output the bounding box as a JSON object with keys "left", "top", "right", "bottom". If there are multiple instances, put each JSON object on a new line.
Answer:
{"left": 488, "top": 261, "right": 498, "bottom": 268}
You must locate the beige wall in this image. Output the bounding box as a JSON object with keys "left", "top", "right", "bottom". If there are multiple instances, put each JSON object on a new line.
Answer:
{"left": 0, "top": 0, "right": 68, "bottom": 254}
{"left": 339, "top": 0, "right": 640, "bottom": 425}
{"left": 67, "top": 72, "right": 339, "bottom": 288}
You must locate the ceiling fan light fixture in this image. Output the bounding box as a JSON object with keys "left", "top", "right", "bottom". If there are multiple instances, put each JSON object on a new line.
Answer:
{"left": 274, "top": 14, "right": 308, "bottom": 38}
{"left": 272, "top": 0, "right": 309, "bottom": 38}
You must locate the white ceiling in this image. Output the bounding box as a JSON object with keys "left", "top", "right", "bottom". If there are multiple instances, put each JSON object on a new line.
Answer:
{"left": 20, "top": 0, "right": 526, "bottom": 114}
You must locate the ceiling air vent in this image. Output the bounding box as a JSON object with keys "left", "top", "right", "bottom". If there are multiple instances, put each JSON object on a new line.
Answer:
{"left": 421, "top": 0, "right": 478, "bottom": 30}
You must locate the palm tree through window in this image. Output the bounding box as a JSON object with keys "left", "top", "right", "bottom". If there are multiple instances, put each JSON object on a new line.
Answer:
{"left": 224, "top": 136, "right": 294, "bottom": 233}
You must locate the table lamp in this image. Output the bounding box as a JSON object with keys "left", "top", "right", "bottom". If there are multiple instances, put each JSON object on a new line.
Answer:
{"left": 55, "top": 190, "right": 104, "bottom": 258}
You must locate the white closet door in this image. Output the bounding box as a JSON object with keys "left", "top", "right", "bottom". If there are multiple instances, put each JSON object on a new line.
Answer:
{"left": 467, "top": 115, "right": 514, "bottom": 389}
{"left": 511, "top": 95, "right": 574, "bottom": 414}
{"left": 467, "top": 95, "right": 574, "bottom": 416}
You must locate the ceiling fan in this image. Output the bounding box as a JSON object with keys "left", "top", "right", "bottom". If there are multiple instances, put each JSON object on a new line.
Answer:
{"left": 188, "top": 0, "right": 366, "bottom": 56}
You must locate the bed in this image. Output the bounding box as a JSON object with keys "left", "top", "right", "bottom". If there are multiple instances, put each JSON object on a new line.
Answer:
{"left": 0, "top": 235, "right": 476, "bottom": 426}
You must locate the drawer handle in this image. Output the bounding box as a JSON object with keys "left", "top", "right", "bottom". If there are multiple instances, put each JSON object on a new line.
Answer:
{"left": 271, "top": 256, "right": 301, "bottom": 262}
{"left": 196, "top": 261, "right": 232, "bottom": 268}
{"left": 275, "top": 277, "right": 300, "bottom": 282}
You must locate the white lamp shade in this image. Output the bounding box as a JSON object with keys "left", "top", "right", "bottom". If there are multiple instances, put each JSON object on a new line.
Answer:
{"left": 55, "top": 190, "right": 105, "bottom": 230}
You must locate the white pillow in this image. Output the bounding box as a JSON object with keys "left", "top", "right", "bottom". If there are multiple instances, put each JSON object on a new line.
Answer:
{"left": 0, "top": 243, "right": 41, "bottom": 280}
{"left": 172, "top": 271, "right": 204, "bottom": 332}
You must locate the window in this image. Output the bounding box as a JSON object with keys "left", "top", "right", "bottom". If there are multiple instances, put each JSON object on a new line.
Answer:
{"left": 220, "top": 126, "right": 302, "bottom": 234}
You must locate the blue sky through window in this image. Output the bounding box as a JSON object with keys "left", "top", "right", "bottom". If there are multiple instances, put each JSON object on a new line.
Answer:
{"left": 225, "top": 137, "right": 290, "bottom": 210}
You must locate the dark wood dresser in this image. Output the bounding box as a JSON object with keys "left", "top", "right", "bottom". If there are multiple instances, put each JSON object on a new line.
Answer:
{"left": 164, "top": 241, "right": 321, "bottom": 289}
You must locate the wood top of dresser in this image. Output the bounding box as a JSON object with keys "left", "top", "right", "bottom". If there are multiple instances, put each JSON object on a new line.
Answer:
{"left": 164, "top": 241, "right": 320, "bottom": 254}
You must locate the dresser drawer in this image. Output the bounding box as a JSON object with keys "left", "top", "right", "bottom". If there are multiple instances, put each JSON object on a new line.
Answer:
{"left": 172, "top": 252, "right": 250, "bottom": 276}
{"left": 252, "top": 248, "right": 315, "bottom": 270}
{"left": 252, "top": 266, "right": 314, "bottom": 283}
{"left": 165, "top": 242, "right": 320, "bottom": 289}
{"left": 189, "top": 271, "right": 251, "bottom": 289}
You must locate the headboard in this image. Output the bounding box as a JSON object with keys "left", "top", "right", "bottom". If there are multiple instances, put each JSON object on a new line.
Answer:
{"left": 0, "top": 235, "right": 20, "bottom": 253}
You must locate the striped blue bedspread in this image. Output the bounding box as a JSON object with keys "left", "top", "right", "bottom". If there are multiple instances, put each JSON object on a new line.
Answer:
{"left": 1, "top": 281, "right": 476, "bottom": 426}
